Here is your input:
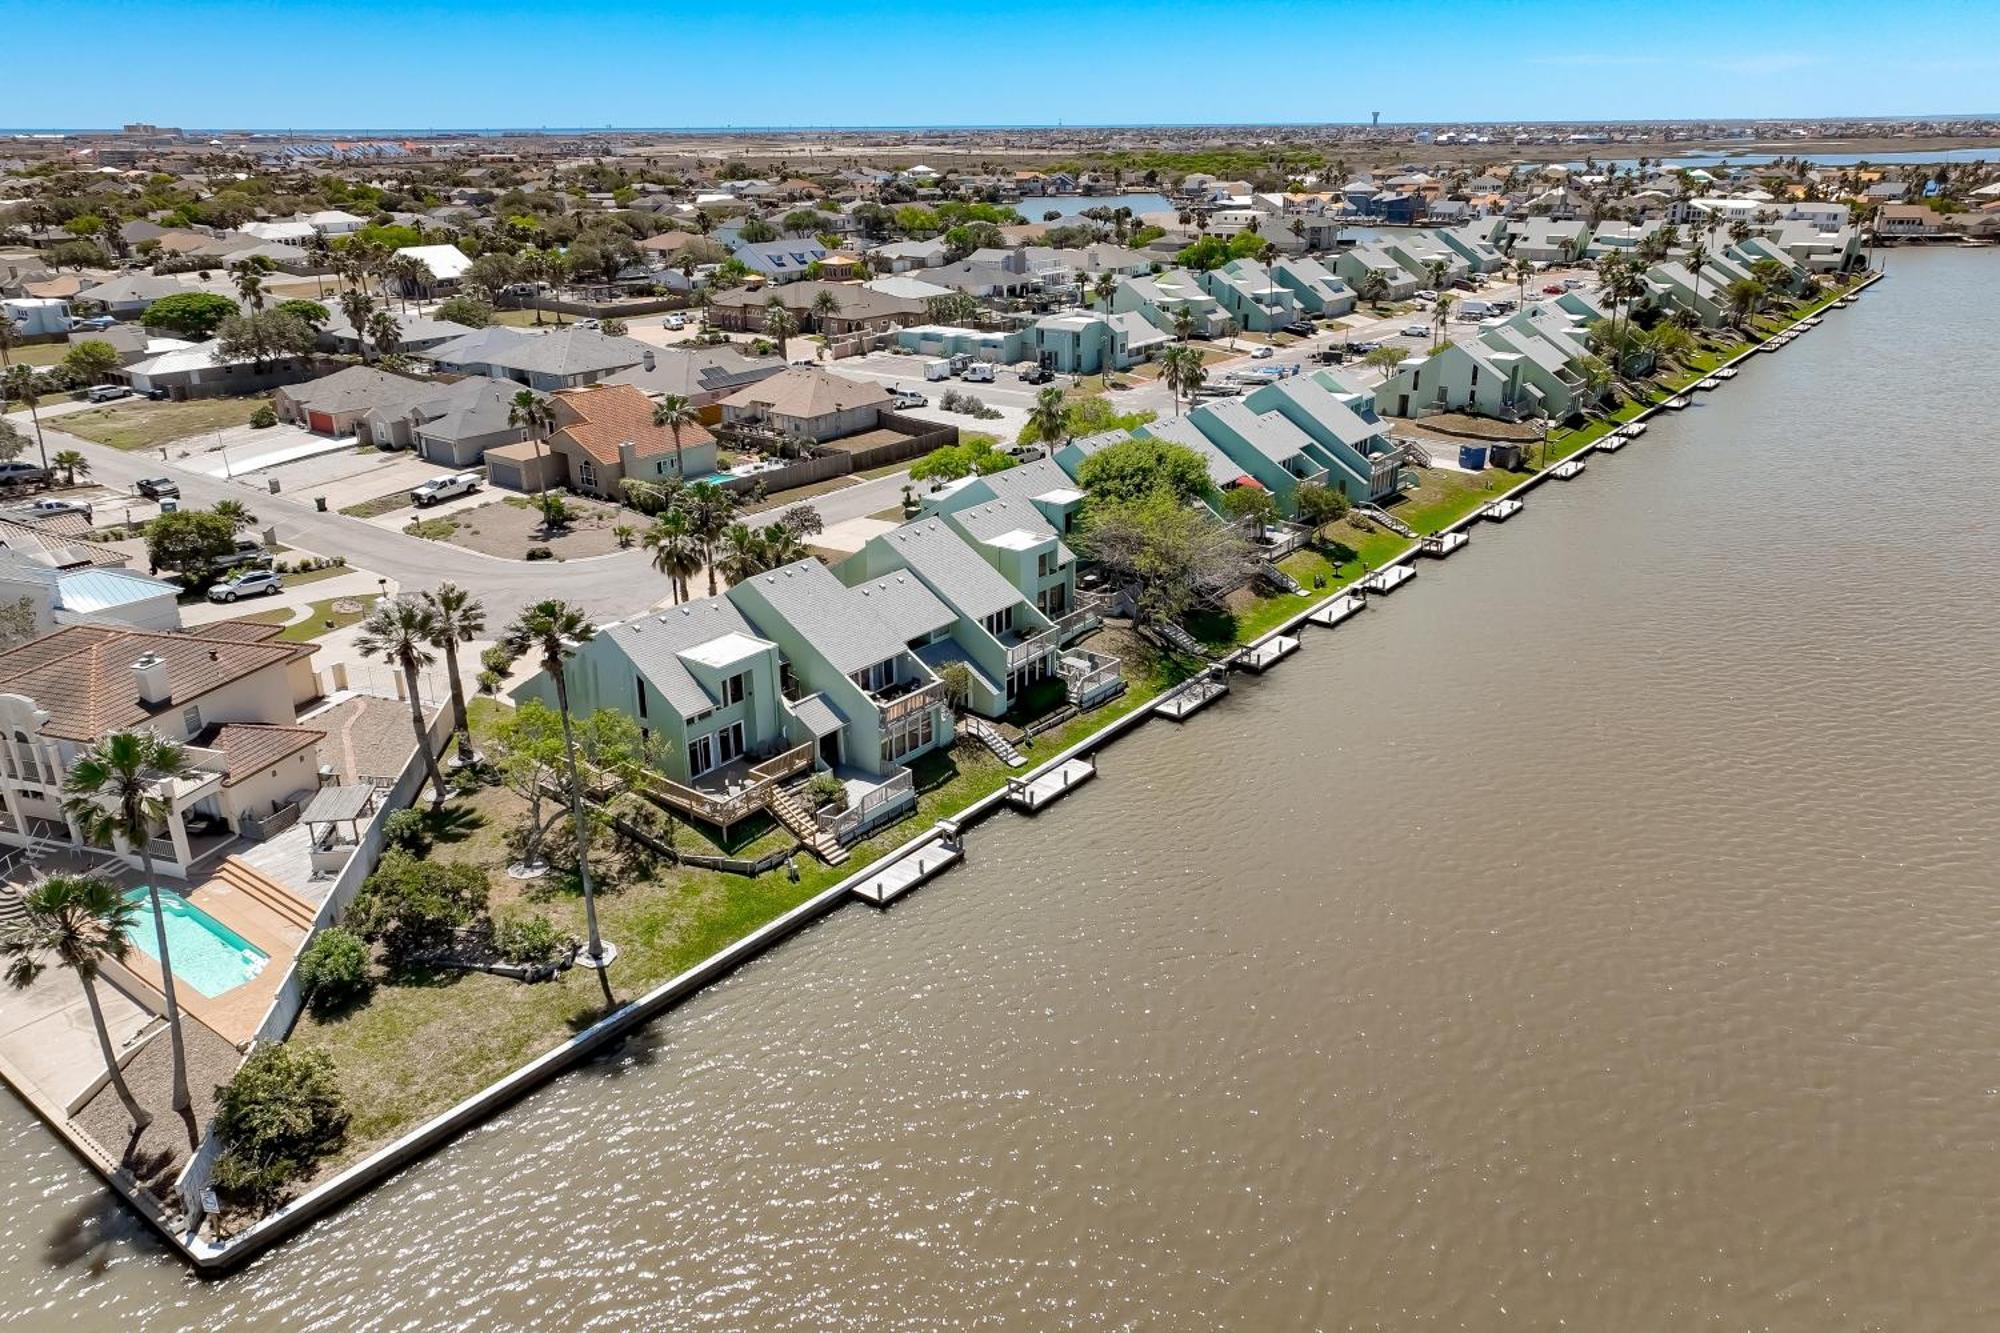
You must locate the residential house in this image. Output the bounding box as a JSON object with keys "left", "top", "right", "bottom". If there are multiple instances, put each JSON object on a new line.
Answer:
{"left": 117, "top": 340, "right": 312, "bottom": 399}
{"left": 707, "top": 280, "right": 924, "bottom": 337}
{"left": 1240, "top": 370, "right": 1415, "bottom": 503}
{"left": 1174, "top": 398, "right": 1329, "bottom": 515}
{"left": 717, "top": 366, "right": 892, "bottom": 443}
{"left": 391, "top": 244, "right": 474, "bottom": 294}
{"left": 730, "top": 238, "right": 829, "bottom": 285}
{"left": 0, "top": 552, "right": 181, "bottom": 634}
{"left": 1476, "top": 322, "right": 1588, "bottom": 420}
{"left": 1199, "top": 259, "right": 1301, "bottom": 332}
{"left": 1376, "top": 340, "right": 1533, "bottom": 419}
{"left": 486, "top": 381, "right": 716, "bottom": 498}
{"left": 602, "top": 344, "right": 786, "bottom": 408}
{"left": 0, "top": 622, "right": 327, "bottom": 877}
{"left": 1269, "top": 257, "right": 1357, "bottom": 317}
{"left": 868, "top": 237, "right": 950, "bottom": 272}
{"left": 1025, "top": 309, "right": 1165, "bottom": 374}
{"left": 321, "top": 312, "right": 473, "bottom": 357}
{"left": 1108, "top": 268, "right": 1229, "bottom": 338}
{"left": 1330, "top": 244, "right": 1419, "bottom": 299}
{"left": 1436, "top": 221, "right": 1509, "bottom": 274}
{"left": 442, "top": 326, "right": 651, "bottom": 391}
{"left": 1505, "top": 218, "right": 1592, "bottom": 265}
{"left": 896, "top": 323, "right": 1030, "bottom": 365}
{"left": 1382, "top": 234, "right": 1469, "bottom": 287}
{"left": 1874, "top": 204, "right": 1939, "bottom": 238}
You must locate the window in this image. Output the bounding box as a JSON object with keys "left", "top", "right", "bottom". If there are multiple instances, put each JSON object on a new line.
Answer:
{"left": 577, "top": 459, "right": 598, "bottom": 491}
{"left": 880, "top": 706, "right": 935, "bottom": 763}
{"left": 850, "top": 659, "right": 894, "bottom": 693}
{"left": 181, "top": 705, "right": 202, "bottom": 736}
{"left": 717, "top": 721, "right": 744, "bottom": 764}
{"left": 981, "top": 607, "right": 1013, "bottom": 638}
{"left": 635, "top": 677, "right": 648, "bottom": 719}
{"left": 687, "top": 735, "right": 713, "bottom": 776}
{"left": 722, "top": 672, "right": 747, "bottom": 706}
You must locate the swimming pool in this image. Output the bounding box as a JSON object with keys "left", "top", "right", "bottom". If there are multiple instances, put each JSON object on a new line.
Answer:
{"left": 123, "top": 888, "right": 269, "bottom": 998}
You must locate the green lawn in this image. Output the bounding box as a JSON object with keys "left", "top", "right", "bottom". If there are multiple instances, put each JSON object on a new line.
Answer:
{"left": 4, "top": 342, "right": 70, "bottom": 367}
{"left": 57, "top": 396, "right": 267, "bottom": 451}
{"left": 341, "top": 490, "right": 413, "bottom": 519}
{"left": 280, "top": 594, "right": 370, "bottom": 643}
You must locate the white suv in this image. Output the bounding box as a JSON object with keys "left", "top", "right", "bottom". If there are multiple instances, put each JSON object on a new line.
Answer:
{"left": 207, "top": 570, "right": 283, "bottom": 602}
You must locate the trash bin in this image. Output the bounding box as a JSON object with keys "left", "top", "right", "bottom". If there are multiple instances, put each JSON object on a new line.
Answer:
{"left": 1458, "top": 444, "right": 1489, "bottom": 471}
{"left": 314, "top": 496, "right": 327, "bottom": 512}
{"left": 267, "top": 477, "right": 282, "bottom": 494}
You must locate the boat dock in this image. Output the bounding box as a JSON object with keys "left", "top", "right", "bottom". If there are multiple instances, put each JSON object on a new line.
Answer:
{"left": 1156, "top": 671, "right": 1228, "bottom": 721}
{"left": 1364, "top": 565, "right": 1416, "bottom": 594}
{"left": 850, "top": 834, "right": 964, "bottom": 907}
{"left": 1625, "top": 420, "right": 1647, "bottom": 436}
{"left": 1004, "top": 757, "right": 1096, "bottom": 813}
{"left": 1306, "top": 594, "right": 1366, "bottom": 628}
{"left": 1482, "top": 498, "right": 1524, "bottom": 522}
{"left": 1553, "top": 458, "right": 1587, "bottom": 479}
{"left": 1420, "top": 531, "right": 1469, "bottom": 557}
{"left": 1238, "top": 634, "right": 1301, "bottom": 672}
{"left": 1597, "top": 431, "right": 1628, "bottom": 452}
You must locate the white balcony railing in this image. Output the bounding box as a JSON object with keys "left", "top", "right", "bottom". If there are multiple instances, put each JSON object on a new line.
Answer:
{"left": 817, "top": 765, "right": 916, "bottom": 844}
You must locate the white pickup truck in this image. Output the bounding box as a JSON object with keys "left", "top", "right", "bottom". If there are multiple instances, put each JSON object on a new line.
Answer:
{"left": 411, "top": 472, "right": 482, "bottom": 507}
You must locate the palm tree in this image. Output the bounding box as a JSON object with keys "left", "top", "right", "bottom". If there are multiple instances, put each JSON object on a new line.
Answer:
{"left": 212, "top": 498, "right": 256, "bottom": 533}
{"left": 1431, "top": 293, "right": 1456, "bottom": 350}
{"left": 760, "top": 522, "right": 806, "bottom": 569}
{"left": 1687, "top": 238, "right": 1711, "bottom": 316}
{"left": 762, "top": 300, "right": 798, "bottom": 355}
{"left": 50, "top": 448, "right": 89, "bottom": 487}
{"left": 354, "top": 597, "right": 448, "bottom": 810}
{"left": 503, "top": 601, "right": 610, "bottom": 968}
{"left": 337, "top": 290, "right": 376, "bottom": 363}
{"left": 809, "top": 288, "right": 842, "bottom": 336}
{"left": 1092, "top": 271, "right": 1117, "bottom": 309}
{"left": 683, "top": 482, "right": 733, "bottom": 597}
{"left": 508, "top": 388, "right": 558, "bottom": 517}
{"left": 1, "top": 365, "right": 48, "bottom": 470}
{"left": 651, "top": 393, "right": 697, "bottom": 471}
{"left": 367, "top": 309, "right": 402, "bottom": 360}
{"left": 642, "top": 509, "right": 702, "bottom": 603}
{"left": 1028, "top": 385, "right": 1069, "bottom": 444}
{"left": 715, "top": 523, "right": 768, "bottom": 585}
{"left": 1, "top": 875, "right": 152, "bottom": 1130}
{"left": 1512, "top": 256, "right": 1533, "bottom": 308}
{"left": 1356, "top": 270, "right": 1390, "bottom": 308}
{"left": 1171, "top": 305, "right": 1196, "bottom": 343}
{"left": 390, "top": 255, "right": 429, "bottom": 312}
{"left": 1423, "top": 258, "right": 1450, "bottom": 293}
{"left": 421, "top": 583, "right": 485, "bottom": 764}
{"left": 62, "top": 732, "right": 197, "bottom": 1115}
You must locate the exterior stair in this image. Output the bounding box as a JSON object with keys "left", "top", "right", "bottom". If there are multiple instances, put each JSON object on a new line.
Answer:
{"left": 1353, "top": 503, "right": 1416, "bottom": 538}
{"left": 769, "top": 783, "right": 848, "bottom": 865}
{"left": 1258, "top": 561, "right": 1306, "bottom": 595}
{"left": 213, "top": 857, "right": 317, "bottom": 933}
{"left": 961, "top": 716, "right": 1026, "bottom": 768}
{"left": 1153, "top": 621, "right": 1208, "bottom": 657}
{"left": 1399, "top": 436, "right": 1434, "bottom": 467}
{"left": 0, "top": 885, "right": 24, "bottom": 932}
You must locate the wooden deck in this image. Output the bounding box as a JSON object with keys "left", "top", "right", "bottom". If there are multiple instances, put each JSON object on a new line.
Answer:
{"left": 1238, "top": 634, "right": 1301, "bottom": 673}
{"left": 849, "top": 836, "right": 963, "bottom": 907}
{"left": 1419, "top": 531, "right": 1469, "bottom": 557}
{"left": 1005, "top": 758, "right": 1096, "bottom": 813}
{"left": 1363, "top": 565, "right": 1416, "bottom": 594}
{"left": 1156, "top": 673, "right": 1227, "bottom": 721}
{"left": 1552, "top": 458, "right": 1587, "bottom": 479}
{"left": 1482, "top": 498, "right": 1524, "bottom": 522}
{"left": 1306, "top": 594, "right": 1366, "bottom": 628}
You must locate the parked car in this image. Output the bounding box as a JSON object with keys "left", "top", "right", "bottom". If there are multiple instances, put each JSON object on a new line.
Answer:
{"left": 1347, "top": 340, "right": 1381, "bottom": 354}
{"left": 135, "top": 477, "right": 179, "bottom": 499}
{"left": 0, "top": 463, "right": 48, "bottom": 486}
{"left": 206, "top": 569, "right": 282, "bottom": 602}
{"left": 1284, "top": 322, "right": 1317, "bottom": 337}
{"left": 24, "top": 497, "right": 90, "bottom": 519}
{"left": 85, "top": 384, "right": 132, "bottom": 403}
{"left": 1250, "top": 345, "right": 1274, "bottom": 359}
{"left": 663, "top": 314, "right": 686, "bottom": 330}
{"left": 1018, "top": 364, "right": 1053, "bottom": 384}
{"left": 1402, "top": 325, "right": 1431, "bottom": 338}
{"left": 575, "top": 318, "right": 601, "bottom": 330}
{"left": 890, "top": 389, "right": 928, "bottom": 409}
{"left": 1413, "top": 289, "right": 1437, "bottom": 303}
{"left": 1542, "top": 284, "right": 1565, "bottom": 295}
{"left": 211, "top": 537, "right": 273, "bottom": 572}
{"left": 72, "top": 314, "right": 115, "bottom": 331}
{"left": 1562, "top": 278, "right": 1585, "bottom": 289}
{"left": 411, "top": 471, "right": 482, "bottom": 507}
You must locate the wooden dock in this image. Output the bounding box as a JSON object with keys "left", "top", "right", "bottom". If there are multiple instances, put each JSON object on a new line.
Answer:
{"left": 1306, "top": 594, "right": 1366, "bottom": 628}
{"left": 1625, "top": 420, "right": 1647, "bottom": 436}
{"left": 849, "top": 836, "right": 963, "bottom": 907}
{"left": 1419, "top": 531, "right": 1469, "bottom": 558}
{"left": 1597, "top": 431, "right": 1627, "bottom": 452}
{"left": 1553, "top": 458, "right": 1587, "bottom": 479}
{"left": 1363, "top": 565, "right": 1416, "bottom": 595}
{"left": 1004, "top": 758, "right": 1096, "bottom": 813}
{"left": 1238, "top": 634, "right": 1301, "bottom": 672}
{"left": 1156, "top": 672, "right": 1227, "bottom": 721}
{"left": 1481, "top": 498, "right": 1524, "bottom": 522}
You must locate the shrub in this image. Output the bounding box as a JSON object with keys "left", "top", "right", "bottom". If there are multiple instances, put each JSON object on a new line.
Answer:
{"left": 249, "top": 403, "right": 278, "bottom": 429}
{"left": 381, "top": 807, "right": 429, "bottom": 853}
{"left": 524, "top": 544, "right": 554, "bottom": 561}
{"left": 804, "top": 771, "right": 848, "bottom": 811}
{"left": 296, "top": 927, "right": 371, "bottom": 1012}
{"left": 211, "top": 1046, "right": 349, "bottom": 1206}
{"left": 346, "top": 850, "right": 490, "bottom": 965}
{"left": 492, "top": 912, "right": 570, "bottom": 966}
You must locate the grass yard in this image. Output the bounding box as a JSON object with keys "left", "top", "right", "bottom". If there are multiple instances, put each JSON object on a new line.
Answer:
{"left": 4, "top": 342, "right": 70, "bottom": 367}
{"left": 341, "top": 490, "right": 413, "bottom": 519}
{"left": 1188, "top": 518, "right": 1411, "bottom": 650}
{"left": 281, "top": 594, "right": 372, "bottom": 643}
{"left": 57, "top": 396, "right": 266, "bottom": 451}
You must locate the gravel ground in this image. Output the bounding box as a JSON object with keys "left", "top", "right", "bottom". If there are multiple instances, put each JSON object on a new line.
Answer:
{"left": 72, "top": 1016, "right": 242, "bottom": 1200}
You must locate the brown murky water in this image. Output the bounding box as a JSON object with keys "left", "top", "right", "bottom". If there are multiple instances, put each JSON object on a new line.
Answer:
{"left": 4, "top": 249, "right": 1998, "bottom": 1331}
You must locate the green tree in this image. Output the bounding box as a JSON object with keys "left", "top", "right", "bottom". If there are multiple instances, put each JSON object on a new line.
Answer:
{"left": 1026, "top": 385, "right": 1069, "bottom": 447}
{"left": 682, "top": 482, "right": 734, "bottom": 597}
{"left": 715, "top": 522, "right": 770, "bottom": 586}
{"left": 1220, "top": 483, "right": 1278, "bottom": 527}
{"left": 1364, "top": 345, "right": 1410, "bottom": 371}
{"left": 276, "top": 298, "right": 331, "bottom": 329}
{"left": 1078, "top": 489, "right": 1255, "bottom": 626}
{"left": 145, "top": 509, "right": 237, "bottom": 578}
{"left": 642, "top": 508, "right": 703, "bottom": 603}
{"left": 0, "top": 366, "right": 46, "bottom": 470}
{"left": 650, "top": 393, "right": 697, "bottom": 459}
{"left": 1292, "top": 479, "right": 1349, "bottom": 541}
{"left": 296, "top": 926, "right": 370, "bottom": 1013}
{"left": 141, "top": 291, "right": 238, "bottom": 338}
{"left": 337, "top": 290, "right": 376, "bottom": 363}
{"left": 420, "top": 582, "right": 485, "bottom": 764}
{"left": 1075, "top": 434, "right": 1212, "bottom": 506}
{"left": 211, "top": 498, "right": 256, "bottom": 533}
{"left": 435, "top": 295, "right": 493, "bottom": 328}
{"left": 61, "top": 339, "right": 120, "bottom": 384}
{"left": 215, "top": 310, "right": 317, "bottom": 369}
{"left": 50, "top": 448, "right": 90, "bottom": 487}
{"left": 504, "top": 601, "right": 611, "bottom": 969}
{"left": 507, "top": 389, "right": 559, "bottom": 522}
{"left": 347, "top": 850, "right": 490, "bottom": 965}
{"left": 0, "top": 874, "right": 153, "bottom": 1129}
{"left": 211, "top": 1045, "right": 349, "bottom": 1206}
{"left": 62, "top": 732, "right": 199, "bottom": 1115}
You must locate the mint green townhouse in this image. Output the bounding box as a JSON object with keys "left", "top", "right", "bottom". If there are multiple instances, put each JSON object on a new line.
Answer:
{"left": 838, "top": 517, "right": 1068, "bottom": 718}
{"left": 1269, "top": 256, "right": 1357, "bottom": 317}
{"left": 1239, "top": 369, "right": 1418, "bottom": 503}
{"left": 1376, "top": 339, "right": 1534, "bottom": 420}
{"left": 1198, "top": 259, "right": 1300, "bottom": 333}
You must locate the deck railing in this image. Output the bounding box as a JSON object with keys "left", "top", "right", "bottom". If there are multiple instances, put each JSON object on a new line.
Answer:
{"left": 634, "top": 740, "right": 817, "bottom": 829}
{"left": 1003, "top": 627, "right": 1061, "bottom": 669}
{"left": 875, "top": 680, "right": 944, "bottom": 724}
{"left": 817, "top": 765, "right": 916, "bottom": 844}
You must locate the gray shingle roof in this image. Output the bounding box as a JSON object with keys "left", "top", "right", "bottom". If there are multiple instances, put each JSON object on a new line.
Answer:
{"left": 603, "top": 595, "right": 767, "bottom": 719}
{"left": 735, "top": 558, "right": 941, "bottom": 677}
{"left": 875, "top": 518, "right": 1025, "bottom": 622}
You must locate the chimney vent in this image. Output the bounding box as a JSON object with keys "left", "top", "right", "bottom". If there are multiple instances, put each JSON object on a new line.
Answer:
{"left": 132, "top": 652, "right": 170, "bottom": 706}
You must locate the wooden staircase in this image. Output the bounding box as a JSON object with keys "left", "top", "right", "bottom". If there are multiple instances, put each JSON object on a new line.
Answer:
{"left": 960, "top": 716, "right": 1026, "bottom": 768}
{"left": 213, "top": 857, "right": 318, "bottom": 933}
{"left": 1352, "top": 503, "right": 1416, "bottom": 538}
{"left": 769, "top": 783, "right": 848, "bottom": 865}
{"left": 1258, "top": 561, "right": 1306, "bottom": 595}
{"left": 1153, "top": 621, "right": 1208, "bottom": 658}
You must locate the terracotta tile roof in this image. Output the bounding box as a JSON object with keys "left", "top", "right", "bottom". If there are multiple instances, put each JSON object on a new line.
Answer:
{"left": 548, "top": 382, "right": 712, "bottom": 466}
{"left": 0, "top": 625, "right": 309, "bottom": 742}
{"left": 195, "top": 722, "right": 325, "bottom": 785}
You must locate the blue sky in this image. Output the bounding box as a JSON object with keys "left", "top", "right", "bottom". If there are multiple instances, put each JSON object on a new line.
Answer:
{"left": 6, "top": 0, "right": 1999, "bottom": 129}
